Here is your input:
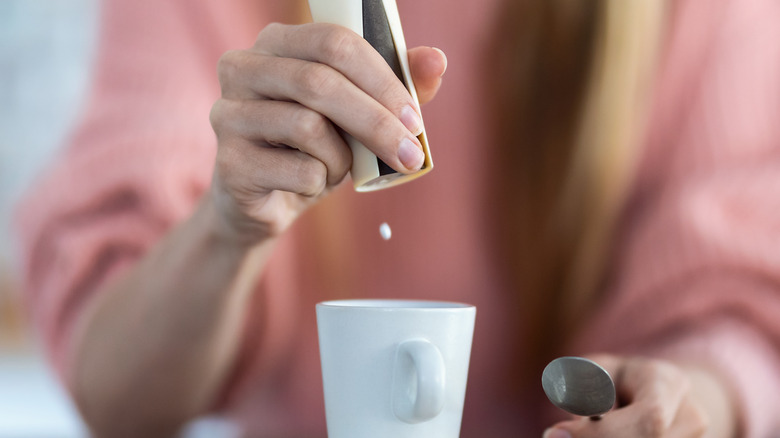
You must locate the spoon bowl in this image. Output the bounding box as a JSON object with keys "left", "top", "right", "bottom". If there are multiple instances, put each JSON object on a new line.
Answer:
{"left": 541, "top": 356, "right": 616, "bottom": 417}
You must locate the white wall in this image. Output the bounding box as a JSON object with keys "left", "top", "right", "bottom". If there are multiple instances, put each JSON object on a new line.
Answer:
{"left": 0, "top": 1, "right": 98, "bottom": 436}
{"left": 0, "top": 4, "right": 241, "bottom": 436}
{"left": 0, "top": 0, "right": 99, "bottom": 263}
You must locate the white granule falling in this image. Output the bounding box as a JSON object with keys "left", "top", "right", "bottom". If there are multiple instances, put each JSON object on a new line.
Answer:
{"left": 379, "top": 222, "right": 392, "bottom": 240}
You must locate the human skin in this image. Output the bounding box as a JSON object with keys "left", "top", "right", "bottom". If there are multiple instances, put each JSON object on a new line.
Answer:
{"left": 68, "top": 22, "right": 446, "bottom": 437}
{"left": 66, "top": 22, "right": 736, "bottom": 438}
{"left": 543, "top": 355, "right": 737, "bottom": 438}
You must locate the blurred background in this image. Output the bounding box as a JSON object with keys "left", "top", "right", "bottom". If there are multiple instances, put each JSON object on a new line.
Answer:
{"left": 0, "top": 2, "right": 238, "bottom": 436}
{"left": 0, "top": 0, "right": 97, "bottom": 436}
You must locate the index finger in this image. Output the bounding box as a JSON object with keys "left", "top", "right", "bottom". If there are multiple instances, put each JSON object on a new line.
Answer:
{"left": 257, "top": 22, "right": 419, "bottom": 122}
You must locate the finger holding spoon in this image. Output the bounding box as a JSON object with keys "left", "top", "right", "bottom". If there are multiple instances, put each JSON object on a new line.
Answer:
{"left": 543, "top": 355, "right": 709, "bottom": 438}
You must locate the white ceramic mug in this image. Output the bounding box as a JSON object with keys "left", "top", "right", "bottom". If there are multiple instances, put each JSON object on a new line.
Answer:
{"left": 316, "top": 299, "right": 476, "bottom": 438}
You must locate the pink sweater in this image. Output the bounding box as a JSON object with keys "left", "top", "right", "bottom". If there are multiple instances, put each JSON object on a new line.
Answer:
{"left": 16, "top": 0, "right": 780, "bottom": 435}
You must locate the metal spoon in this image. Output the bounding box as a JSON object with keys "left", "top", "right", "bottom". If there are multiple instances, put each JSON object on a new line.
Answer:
{"left": 542, "top": 356, "right": 616, "bottom": 419}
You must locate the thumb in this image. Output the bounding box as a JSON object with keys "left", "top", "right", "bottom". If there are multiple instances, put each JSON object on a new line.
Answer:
{"left": 407, "top": 46, "right": 447, "bottom": 105}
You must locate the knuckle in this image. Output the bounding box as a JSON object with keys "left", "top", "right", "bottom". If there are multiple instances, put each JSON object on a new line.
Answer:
{"left": 210, "top": 99, "right": 244, "bottom": 137}
{"left": 650, "top": 359, "right": 690, "bottom": 391}
{"left": 332, "top": 148, "right": 352, "bottom": 183}
{"left": 294, "top": 155, "right": 327, "bottom": 197}
{"left": 297, "top": 63, "right": 340, "bottom": 101}
{"left": 255, "top": 22, "right": 289, "bottom": 53}
{"left": 257, "top": 22, "right": 284, "bottom": 42}
{"left": 319, "top": 26, "right": 360, "bottom": 65}
{"left": 638, "top": 403, "right": 667, "bottom": 437}
{"left": 377, "top": 81, "right": 409, "bottom": 113}
{"left": 370, "top": 111, "right": 400, "bottom": 140}
{"left": 216, "top": 50, "right": 245, "bottom": 88}
{"left": 692, "top": 418, "right": 709, "bottom": 437}
{"left": 209, "top": 100, "right": 226, "bottom": 133}
{"left": 295, "top": 111, "right": 330, "bottom": 145}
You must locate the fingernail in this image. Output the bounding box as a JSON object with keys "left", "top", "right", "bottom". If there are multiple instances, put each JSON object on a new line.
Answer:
{"left": 398, "top": 137, "right": 424, "bottom": 171}
{"left": 399, "top": 105, "right": 423, "bottom": 137}
{"left": 432, "top": 47, "right": 448, "bottom": 76}
{"left": 542, "top": 428, "right": 572, "bottom": 438}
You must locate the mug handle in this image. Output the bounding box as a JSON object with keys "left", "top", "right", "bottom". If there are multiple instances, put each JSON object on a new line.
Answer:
{"left": 392, "top": 339, "right": 446, "bottom": 424}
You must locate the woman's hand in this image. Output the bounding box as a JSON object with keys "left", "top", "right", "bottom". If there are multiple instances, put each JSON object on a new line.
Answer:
{"left": 208, "top": 22, "right": 447, "bottom": 245}
{"left": 543, "top": 355, "right": 737, "bottom": 438}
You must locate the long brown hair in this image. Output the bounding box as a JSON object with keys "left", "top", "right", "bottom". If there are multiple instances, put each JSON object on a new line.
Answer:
{"left": 289, "top": 0, "right": 666, "bottom": 389}
{"left": 486, "top": 0, "right": 666, "bottom": 385}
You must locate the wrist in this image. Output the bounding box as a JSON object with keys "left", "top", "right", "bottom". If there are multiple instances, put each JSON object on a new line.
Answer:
{"left": 197, "top": 191, "right": 271, "bottom": 250}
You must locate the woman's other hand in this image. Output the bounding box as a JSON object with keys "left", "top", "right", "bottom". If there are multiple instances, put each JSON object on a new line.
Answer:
{"left": 543, "top": 355, "right": 738, "bottom": 438}
{"left": 208, "top": 22, "right": 447, "bottom": 245}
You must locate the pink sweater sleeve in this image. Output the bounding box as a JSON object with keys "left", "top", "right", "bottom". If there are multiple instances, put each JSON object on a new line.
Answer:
{"left": 13, "top": 0, "right": 268, "bottom": 386}
{"left": 575, "top": 0, "right": 780, "bottom": 435}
